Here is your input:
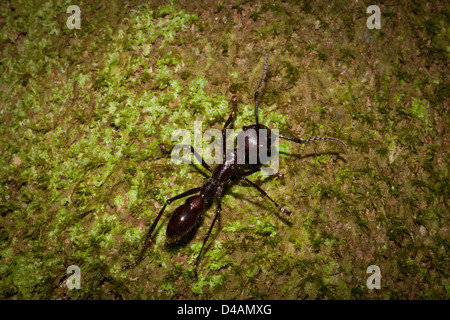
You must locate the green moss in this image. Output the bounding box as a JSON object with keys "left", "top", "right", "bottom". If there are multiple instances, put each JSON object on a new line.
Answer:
{"left": 0, "top": 0, "right": 448, "bottom": 300}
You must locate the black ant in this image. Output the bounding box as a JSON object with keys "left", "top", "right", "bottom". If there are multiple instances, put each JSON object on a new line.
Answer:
{"left": 122, "top": 53, "right": 347, "bottom": 278}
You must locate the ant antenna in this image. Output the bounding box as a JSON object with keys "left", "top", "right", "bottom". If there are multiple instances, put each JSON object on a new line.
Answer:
{"left": 254, "top": 51, "right": 269, "bottom": 125}
{"left": 277, "top": 134, "right": 348, "bottom": 150}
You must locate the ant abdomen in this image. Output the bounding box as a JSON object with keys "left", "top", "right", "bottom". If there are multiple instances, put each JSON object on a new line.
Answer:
{"left": 166, "top": 195, "right": 204, "bottom": 241}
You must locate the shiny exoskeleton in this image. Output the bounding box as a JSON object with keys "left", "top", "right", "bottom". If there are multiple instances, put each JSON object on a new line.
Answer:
{"left": 122, "top": 53, "right": 347, "bottom": 278}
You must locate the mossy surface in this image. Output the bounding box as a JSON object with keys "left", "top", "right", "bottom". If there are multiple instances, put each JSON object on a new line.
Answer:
{"left": 0, "top": 0, "right": 448, "bottom": 299}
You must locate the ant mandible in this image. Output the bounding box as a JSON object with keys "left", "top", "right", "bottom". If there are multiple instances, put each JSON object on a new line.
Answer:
{"left": 122, "top": 52, "right": 347, "bottom": 279}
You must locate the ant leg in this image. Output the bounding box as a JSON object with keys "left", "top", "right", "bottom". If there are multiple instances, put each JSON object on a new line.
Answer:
{"left": 171, "top": 144, "right": 213, "bottom": 173}
{"left": 122, "top": 187, "right": 202, "bottom": 271}
{"left": 241, "top": 176, "right": 293, "bottom": 217}
{"left": 222, "top": 96, "right": 238, "bottom": 162}
{"left": 223, "top": 96, "right": 238, "bottom": 130}
{"left": 193, "top": 191, "right": 222, "bottom": 280}
{"left": 254, "top": 51, "right": 269, "bottom": 125}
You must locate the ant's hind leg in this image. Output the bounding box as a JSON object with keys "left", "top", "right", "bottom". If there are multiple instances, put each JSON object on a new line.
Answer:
{"left": 193, "top": 192, "right": 222, "bottom": 280}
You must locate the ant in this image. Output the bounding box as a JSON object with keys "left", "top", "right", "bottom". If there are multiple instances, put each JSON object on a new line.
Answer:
{"left": 122, "top": 52, "right": 347, "bottom": 278}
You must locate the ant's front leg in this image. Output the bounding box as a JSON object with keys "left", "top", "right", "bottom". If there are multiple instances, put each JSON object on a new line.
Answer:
{"left": 222, "top": 96, "right": 238, "bottom": 163}
{"left": 169, "top": 144, "right": 213, "bottom": 173}
{"left": 254, "top": 51, "right": 269, "bottom": 125}
{"left": 223, "top": 96, "right": 238, "bottom": 130}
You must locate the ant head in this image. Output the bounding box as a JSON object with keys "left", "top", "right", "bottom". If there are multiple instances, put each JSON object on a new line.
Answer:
{"left": 238, "top": 124, "right": 273, "bottom": 163}
{"left": 243, "top": 124, "right": 269, "bottom": 131}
